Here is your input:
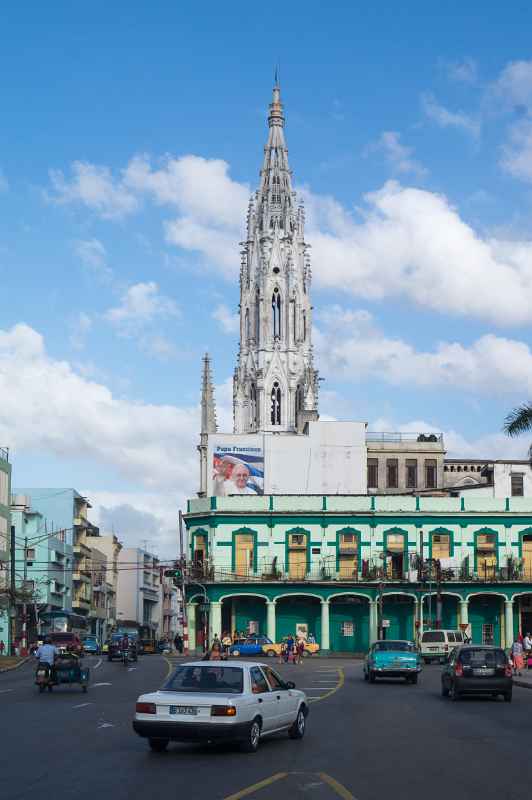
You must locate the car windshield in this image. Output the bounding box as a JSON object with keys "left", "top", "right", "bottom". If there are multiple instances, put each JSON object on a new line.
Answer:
{"left": 163, "top": 666, "right": 244, "bottom": 694}
{"left": 422, "top": 631, "right": 445, "bottom": 643}
{"left": 374, "top": 641, "right": 416, "bottom": 652}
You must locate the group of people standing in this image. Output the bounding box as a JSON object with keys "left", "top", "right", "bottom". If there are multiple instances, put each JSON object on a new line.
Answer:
{"left": 510, "top": 632, "right": 532, "bottom": 675}
{"left": 279, "top": 634, "right": 308, "bottom": 665}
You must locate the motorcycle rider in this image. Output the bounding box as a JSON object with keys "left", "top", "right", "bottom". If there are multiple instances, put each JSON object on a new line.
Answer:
{"left": 34, "top": 636, "right": 59, "bottom": 679}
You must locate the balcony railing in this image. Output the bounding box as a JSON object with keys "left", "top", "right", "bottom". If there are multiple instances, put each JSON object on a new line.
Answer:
{"left": 366, "top": 432, "right": 443, "bottom": 444}
{"left": 188, "top": 556, "right": 532, "bottom": 585}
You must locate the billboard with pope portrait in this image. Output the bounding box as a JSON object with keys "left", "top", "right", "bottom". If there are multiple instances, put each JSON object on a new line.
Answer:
{"left": 211, "top": 440, "right": 264, "bottom": 496}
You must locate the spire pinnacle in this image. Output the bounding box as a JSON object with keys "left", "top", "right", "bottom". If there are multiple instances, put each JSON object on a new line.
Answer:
{"left": 268, "top": 73, "right": 284, "bottom": 127}
{"left": 200, "top": 353, "right": 217, "bottom": 435}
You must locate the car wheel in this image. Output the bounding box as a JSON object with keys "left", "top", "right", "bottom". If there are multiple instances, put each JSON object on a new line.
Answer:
{"left": 504, "top": 691, "right": 512, "bottom": 703}
{"left": 288, "top": 708, "right": 306, "bottom": 740}
{"left": 232, "top": 650, "right": 240, "bottom": 657}
{"left": 363, "top": 669, "right": 368, "bottom": 681}
{"left": 241, "top": 719, "right": 261, "bottom": 753}
{"left": 369, "top": 670, "right": 376, "bottom": 684}
{"left": 423, "top": 658, "right": 431, "bottom": 665}
{"left": 301, "top": 650, "right": 309, "bottom": 658}
{"left": 441, "top": 682, "right": 449, "bottom": 697}
{"left": 82, "top": 685, "right": 88, "bottom": 693}
{"left": 148, "top": 738, "right": 169, "bottom": 752}
{"left": 408, "top": 674, "right": 418, "bottom": 685}
{"left": 266, "top": 650, "right": 276, "bottom": 658}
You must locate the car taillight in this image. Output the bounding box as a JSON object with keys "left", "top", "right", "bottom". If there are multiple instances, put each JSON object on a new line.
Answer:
{"left": 505, "top": 663, "right": 513, "bottom": 678}
{"left": 454, "top": 662, "right": 463, "bottom": 677}
{"left": 136, "top": 702, "right": 156, "bottom": 714}
{"left": 444, "top": 645, "right": 449, "bottom": 653}
{"left": 211, "top": 705, "right": 237, "bottom": 717}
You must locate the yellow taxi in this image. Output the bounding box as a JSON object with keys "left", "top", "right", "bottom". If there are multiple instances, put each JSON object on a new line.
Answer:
{"left": 261, "top": 638, "right": 320, "bottom": 658}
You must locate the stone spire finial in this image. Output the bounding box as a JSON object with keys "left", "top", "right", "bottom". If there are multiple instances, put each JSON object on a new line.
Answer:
{"left": 200, "top": 353, "right": 217, "bottom": 434}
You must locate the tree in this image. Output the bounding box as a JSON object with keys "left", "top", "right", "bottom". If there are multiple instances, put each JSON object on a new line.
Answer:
{"left": 504, "top": 402, "right": 532, "bottom": 463}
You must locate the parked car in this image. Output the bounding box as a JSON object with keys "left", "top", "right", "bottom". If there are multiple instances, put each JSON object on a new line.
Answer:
{"left": 81, "top": 635, "right": 100, "bottom": 655}
{"left": 364, "top": 640, "right": 422, "bottom": 684}
{"left": 140, "top": 638, "right": 156, "bottom": 654}
{"left": 132, "top": 660, "right": 309, "bottom": 753}
{"left": 229, "top": 636, "right": 274, "bottom": 657}
{"left": 261, "top": 639, "right": 320, "bottom": 658}
{"left": 49, "top": 632, "right": 83, "bottom": 656}
{"left": 420, "top": 629, "right": 465, "bottom": 663}
{"left": 441, "top": 645, "right": 512, "bottom": 702}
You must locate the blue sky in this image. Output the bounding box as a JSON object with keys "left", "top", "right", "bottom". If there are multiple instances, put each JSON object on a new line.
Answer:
{"left": 2, "top": 1, "right": 532, "bottom": 554}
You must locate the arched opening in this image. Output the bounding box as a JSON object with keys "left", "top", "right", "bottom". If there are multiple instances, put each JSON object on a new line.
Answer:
{"left": 271, "top": 381, "right": 281, "bottom": 426}
{"left": 272, "top": 288, "right": 281, "bottom": 338}
{"left": 250, "top": 383, "right": 257, "bottom": 429}
{"left": 275, "top": 595, "right": 321, "bottom": 645}
{"left": 329, "top": 595, "right": 369, "bottom": 653}
{"left": 382, "top": 594, "right": 416, "bottom": 640}
{"left": 422, "top": 593, "right": 459, "bottom": 630}
{"left": 302, "top": 310, "right": 307, "bottom": 340}
{"left": 221, "top": 595, "right": 268, "bottom": 640}
{"left": 295, "top": 383, "right": 304, "bottom": 425}
{"left": 244, "top": 308, "right": 250, "bottom": 343}
{"left": 254, "top": 291, "right": 260, "bottom": 344}
{"left": 468, "top": 594, "right": 504, "bottom": 646}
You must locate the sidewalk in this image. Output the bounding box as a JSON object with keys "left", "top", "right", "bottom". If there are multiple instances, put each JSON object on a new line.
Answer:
{"left": 0, "top": 656, "right": 29, "bottom": 673}
{"left": 513, "top": 670, "right": 532, "bottom": 690}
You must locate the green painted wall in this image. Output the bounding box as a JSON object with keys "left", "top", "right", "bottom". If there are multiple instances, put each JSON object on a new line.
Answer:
{"left": 330, "top": 599, "right": 369, "bottom": 652}
{"left": 232, "top": 597, "right": 267, "bottom": 637}
{"left": 383, "top": 597, "right": 415, "bottom": 640}
{"left": 469, "top": 595, "right": 502, "bottom": 646}
{"left": 275, "top": 597, "right": 321, "bottom": 644}
{"left": 421, "top": 595, "right": 459, "bottom": 629}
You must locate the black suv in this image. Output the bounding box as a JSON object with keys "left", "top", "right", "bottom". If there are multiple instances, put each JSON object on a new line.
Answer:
{"left": 441, "top": 645, "right": 512, "bottom": 702}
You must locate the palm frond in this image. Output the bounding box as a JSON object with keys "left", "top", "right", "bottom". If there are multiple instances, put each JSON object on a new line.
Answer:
{"left": 503, "top": 403, "right": 532, "bottom": 437}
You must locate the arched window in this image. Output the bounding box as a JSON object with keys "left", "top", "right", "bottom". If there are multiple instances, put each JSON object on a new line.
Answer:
{"left": 254, "top": 292, "right": 260, "bottom": 343}
{"left": 272, "top": 289, "right": 281, "bottom": 339}
{"left": 295, "top": 384, "right": 304, "bottom": 422}
{"left": 302, "top": 310, "right": 307, "bottom": 341}
{"left": 271, "top": 382, "right": 281, "bottom": 425}
{"left": 250, "top": 383, "right": 257, "bottom": 429}
{"left": 245, "top": 308, "right": 250, "bottom": 343}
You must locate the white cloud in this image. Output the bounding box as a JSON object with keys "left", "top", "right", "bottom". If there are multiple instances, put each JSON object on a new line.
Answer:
{"left": 500, "top": 118, "right": 532, "bottom": 183}
{"left": 48, "top": 161, "right": 138, "bottom": 220}
{"left": 366, "top": 131, "right": 427, "bottom": 177}
{"left": 212, "top": 304, "right": 240, "bottom": 334}
{"left": 89, "top": 494, "right": 180, "bottom": 558}
{"left": 491, "top": 60, "right": 532, "bottom": 111}
{"left": 315, "top": 305, "right": 532, "bottom": 394}
{"left": 105, "top": 281, "right": 179, "bottom": 327}
{"left": 446, "top": 57, "right": 478, "bottom": 85}
{"left": 0, "top": 323, "right": 199, "bottom": 493}
{"left": 139, "top": 333, "right": 177, "bottom": 361}
{"left": 422, "top": 92, "right": 481, "bottom": 138}
{"left": 306, "top": 180, "right": 532, "bottom": 326}
{"left": 69, "top": 312, "right": 92, "bottom": 351}
{"left": 75, "top": 238, "right": 113, "bottom": 283}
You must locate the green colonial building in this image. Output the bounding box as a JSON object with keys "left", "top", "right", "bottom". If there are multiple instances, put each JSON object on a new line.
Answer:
{"left": 184, "top": 493, "right": 532, "bottom": 654}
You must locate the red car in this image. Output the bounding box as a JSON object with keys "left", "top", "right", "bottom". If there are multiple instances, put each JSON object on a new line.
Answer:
{"left": 49, "top": 632, "right": 84, "bottom": 656}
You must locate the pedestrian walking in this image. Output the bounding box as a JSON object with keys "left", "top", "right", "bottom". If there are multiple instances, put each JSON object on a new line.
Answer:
{"left": 511, "top": 637, "right": 524, "bottom": 675}
{"left": 0, "top": 639, "right": 5, "bottom": 656}
{"left": 295, "top": 638, "right": 305, "bottom": 664}
{"left": 210, "top": 638, "right": 223, "bottom": 661}
{"left": 174, "top": 633, "right": 183, "bottom": 654}
{"left": 286, "top": 634, "right": 295, "bottom": 664}
{"left": 222, "top": 631, "right": 232, "bottom": 656}
{"left": 524, "top": 632, "right": 532, "bottom": 669}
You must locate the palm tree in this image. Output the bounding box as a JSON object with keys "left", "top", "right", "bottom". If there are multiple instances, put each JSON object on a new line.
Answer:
{"left": 504, "top": 402, "right": 532, "bottom": 462}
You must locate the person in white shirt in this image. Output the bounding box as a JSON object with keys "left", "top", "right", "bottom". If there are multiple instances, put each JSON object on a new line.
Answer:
{"left": 524, "top": 633, "right": 532, "bottom": 669}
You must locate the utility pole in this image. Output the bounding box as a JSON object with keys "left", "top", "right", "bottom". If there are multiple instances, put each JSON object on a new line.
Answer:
{"left": 9, "top": 525, "right": 16, "bottom": 655}
{"left": 21, "top": 536, "right": 28, "bottom": 655}
{"left": 178, "top": 510, "right": 189, "bottom": 656}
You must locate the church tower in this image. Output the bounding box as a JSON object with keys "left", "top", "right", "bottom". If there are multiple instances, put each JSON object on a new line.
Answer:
{"left": 233, "top": 79, "right": 319, "bottom": 434}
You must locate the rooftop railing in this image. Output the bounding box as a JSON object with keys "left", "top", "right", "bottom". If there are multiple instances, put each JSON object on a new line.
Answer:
{"left": 366, "top": 432, "right": 443, "bottom": 444}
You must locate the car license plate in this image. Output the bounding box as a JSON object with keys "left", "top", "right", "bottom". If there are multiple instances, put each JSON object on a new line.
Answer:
{"left": 169, "top": 705, "right": 197, "bottom": 715}
{"left": 428, "top": 647, "right": 439, "bottom": 651}
{"left": 473, "top": 668, "right": 494, "bottom": 677}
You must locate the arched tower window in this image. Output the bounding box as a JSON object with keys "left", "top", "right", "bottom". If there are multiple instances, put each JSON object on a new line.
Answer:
{"left": 302, "top": 310, "right": 307, "bottom": 341}
{"left": 245, "top": 308, "right": 250, "bottom": 344}
{"left": 272, "top": 289, "right": 281, "bottom": 339}
{"left": 255, "top": 291, "right": 260, "bottom": 344}
{"left": 271, "top": 382, "right": 281, "bottom": 426}
{"left": 250, "top": 383, "right": 257, "bottom": 429}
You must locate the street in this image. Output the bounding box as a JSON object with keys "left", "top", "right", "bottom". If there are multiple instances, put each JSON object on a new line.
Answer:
{"left": 2, "top": 654, "right": 532, "bottom": 800}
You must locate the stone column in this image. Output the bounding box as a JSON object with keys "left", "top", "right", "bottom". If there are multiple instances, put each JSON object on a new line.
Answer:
{"left": 320, "top": 600, "right": 330, "bottom": 653}
{"left": 266, "top": 600, "right": 276, "bottom": 642}
{"left": 209, "top": 601, "right": 222, "bottom": 647}
{"left": 459, "top": 599, "right": 469, "bottom": 638}
{"left": 369, "top": 599, "right": 378, "bottom": 644}
{"left": 187, "top": 603, "right": 197, "bottom": 652}
{"left": 505, "top": 599, "right": 514, "bottom": 649}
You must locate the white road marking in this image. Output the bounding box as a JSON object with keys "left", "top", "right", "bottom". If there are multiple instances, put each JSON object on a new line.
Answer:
{"left": 0, "top": 688, "right": 13, "bottom": 694}
{"left": 127, "top": 667, "right": 136, "bottom": 672}
{"left": 300, "top": 686, "right": 337, "bottom": 689}
{"left": 93, "top": 682, "right": 112, "bottom": 687}
{"left": 93, "top": 658, "right": 102, "bottom": 669}
{"left": 73, "top": 702, "right": 92, "bottom": 709}
{"left": 98, "top": 722, "right": 114, "bottom": 729}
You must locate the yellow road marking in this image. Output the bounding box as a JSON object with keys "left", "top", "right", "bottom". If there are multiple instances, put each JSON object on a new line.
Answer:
{"left": 308, "top": 667, "right": 344, "bottom": 703}
{"left": 318, "top": 772, "right": 356, "bottom": 800}
{"left": 222, "top": 772, "right": 288, "bottom": 800}
{"left": 163, "top": 656, "right": 173, "bottom": 681}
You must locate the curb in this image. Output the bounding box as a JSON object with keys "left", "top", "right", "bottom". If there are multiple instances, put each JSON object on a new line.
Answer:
{"left": 514, "top": 679, "right": 532, "bottom": 690}
{"left": 0, "top": 656, "right": 30, "bottom": 674}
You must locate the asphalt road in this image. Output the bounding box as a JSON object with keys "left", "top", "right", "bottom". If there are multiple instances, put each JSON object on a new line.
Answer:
{"left": 2, "top": 653, "right": 532, "bottom": 800}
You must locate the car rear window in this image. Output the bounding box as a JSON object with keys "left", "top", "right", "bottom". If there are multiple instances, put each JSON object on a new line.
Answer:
{"left": 454, "top": 632, "right": 463, "bottom": 642}
{"left": 163, "top": 666, "right": 244, "bottom": 694}
{"left": 447, "top": 632, "right": 456, "bottom": 642}
{"left": 374, "top": 641, "right": 415, "bottom": 652}
{"left": 460, "top": 649, "right": 507, "bottom": 668}
{"left": 422, "top": 631, "right": 445, "bottom": 643}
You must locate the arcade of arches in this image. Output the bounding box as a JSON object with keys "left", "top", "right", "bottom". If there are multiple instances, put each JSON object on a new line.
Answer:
{"left": 186, "top": 587, "right": 532, "bottom": 653}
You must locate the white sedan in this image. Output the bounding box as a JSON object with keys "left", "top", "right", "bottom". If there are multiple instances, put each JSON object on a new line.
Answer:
{"left": 133, "top": 660, "right": 308, "bottom": 753}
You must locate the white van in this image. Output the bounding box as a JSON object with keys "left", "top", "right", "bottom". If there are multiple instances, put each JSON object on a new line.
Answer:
{"left": 420, "top": 630, "right": 465, "bottom": 663}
